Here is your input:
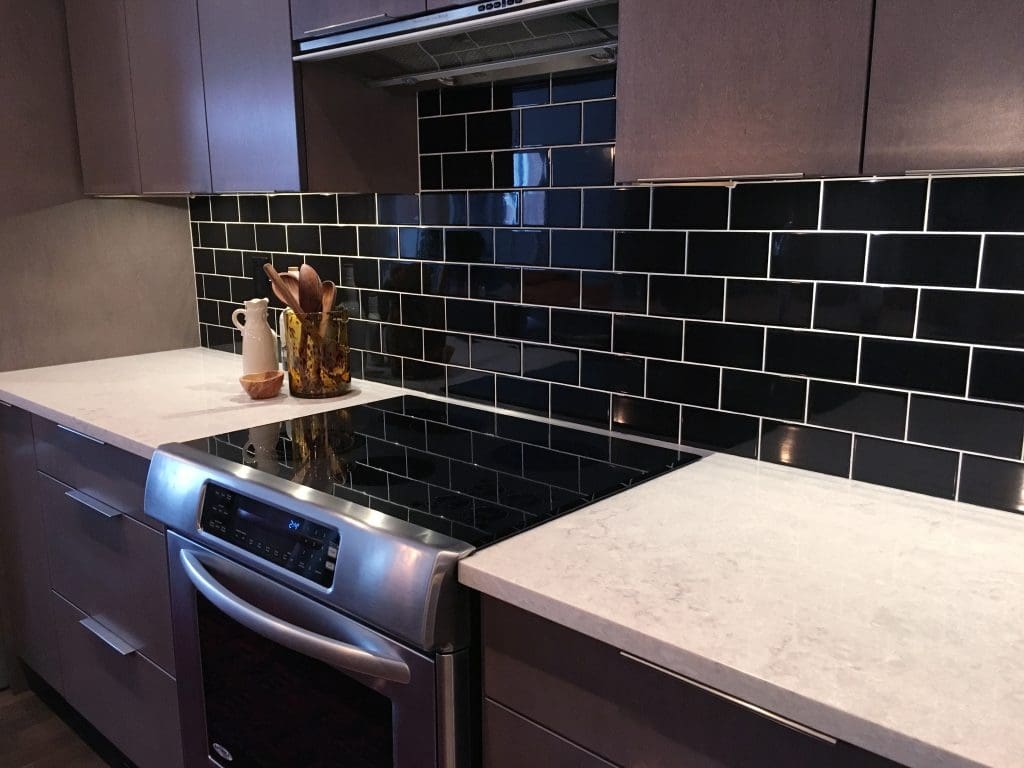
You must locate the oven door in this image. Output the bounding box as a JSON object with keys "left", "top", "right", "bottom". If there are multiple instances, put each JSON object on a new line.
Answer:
{"left": 166, "top": 532, "right": 439, "bottom": 768}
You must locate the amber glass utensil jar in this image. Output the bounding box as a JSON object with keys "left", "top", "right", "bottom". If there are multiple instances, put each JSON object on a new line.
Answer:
{"left": 283, "top": 308, "right": 351, "bottom": 398}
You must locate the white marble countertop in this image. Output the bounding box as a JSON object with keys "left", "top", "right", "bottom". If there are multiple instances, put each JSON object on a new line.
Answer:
{"left": 461, "top": 452, "right": 1024, "bottom": 768}
{"left": 0, "top": 347, "right": 406, "bottom": 457}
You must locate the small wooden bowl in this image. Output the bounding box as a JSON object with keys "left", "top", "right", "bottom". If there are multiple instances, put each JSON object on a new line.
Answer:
{"left": 240, "top": 371, "right": 284, "bottom": 400}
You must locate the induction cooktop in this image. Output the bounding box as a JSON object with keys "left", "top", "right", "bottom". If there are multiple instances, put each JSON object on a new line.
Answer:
{"left": 185, "top": 395, "right": 701, "bottom": 548}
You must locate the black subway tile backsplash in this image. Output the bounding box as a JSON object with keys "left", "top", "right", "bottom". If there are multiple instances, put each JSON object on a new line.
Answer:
{"left": 194, "top": 70, "right": 1024, "bottom": 514}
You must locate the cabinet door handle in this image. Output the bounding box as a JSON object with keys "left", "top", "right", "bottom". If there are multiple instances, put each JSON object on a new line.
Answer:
{"left": 619, "top": 652, "right": 836, "bottom": 745}
{"left": 65, "top": 489, "right": 123, "bottom": 520}
{"left": 636, "top": 172, "right": 804, "bottom": 184}
{"left": 906, "top": 166, "right": 1024, "bottom": 176}
{"left": 79, "top": 617, "right": 138, "bottom": 656}
{"left": 0, "top": 400, "right": 10, "bottom": 407}
{"left": 57, "top": 423, "right": 105, "bottom": 445}
{"left": 304, "top": 13, "right": 390, "bottom": 35}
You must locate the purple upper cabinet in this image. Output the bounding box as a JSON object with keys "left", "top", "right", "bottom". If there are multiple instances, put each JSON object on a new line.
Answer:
{"left": 863, "top": 0, "right": 1024, "bottom": 175}
{"left": 615, "top": 0, "right": 872, "bottom": 183}
{"left": 290, "top": 0, "right": 425, "bottom": 40}
{"left": 64, "top": 0, "right": 142, "bottom": 195}
{"left": 124, "top": 0, "right": 212, "bottom": 194}
{"left": 199, "top": 0, "right": 302, "bottom": 192}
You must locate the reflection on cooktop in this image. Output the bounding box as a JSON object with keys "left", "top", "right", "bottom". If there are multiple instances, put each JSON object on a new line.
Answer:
{"left": 187, "top": 395, "right": 701, "bottom": 548}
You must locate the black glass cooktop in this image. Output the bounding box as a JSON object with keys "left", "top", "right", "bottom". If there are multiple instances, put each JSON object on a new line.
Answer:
{"left": 187, "top": 395, "right": 701, "bottom": 548}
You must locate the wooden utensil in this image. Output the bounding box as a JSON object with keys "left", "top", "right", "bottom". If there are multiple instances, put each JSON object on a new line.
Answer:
{"left": 298, "top": 264, "right": 322, "bottom": 315}
{"left": 262, "top": 263, "right": 303, "bottom": 315}
{"left": 319, "top": 280, "right": 337, "bottom": 335}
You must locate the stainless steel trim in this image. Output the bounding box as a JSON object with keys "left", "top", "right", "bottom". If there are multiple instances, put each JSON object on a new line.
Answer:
{"left": 0, "top": 400, "right": 10, "bottom": 407}
{"left": 619, "top": 652, "right": 837, "bottom": 745}
{"left": 906, "top": 166, "right": 1024, "bottom": 176}
{"left": 366, "top": 42, "right": 617, "bottom": 87}
{"left": 79, "top": 617, "right": 138, "bottom": 655}
{"left": 305, "top": 13, "right": 390, "bottom": 36}
{"left": 180, "top": 549, "right": 412, "bottom": 684}
{"left": 293, "top": 0, "right": 606, "bottom": 62}
{"left": 435, "top": 651, "right": 471, "bottom": 768}
{"left": 65, "top": 489, "right": 123, "bottom": 520}
{"left": 636, "top": 172, "right": 804, "bottom": 184}
{"left": 57, "top": 423, "right": 105, "bottom": 445}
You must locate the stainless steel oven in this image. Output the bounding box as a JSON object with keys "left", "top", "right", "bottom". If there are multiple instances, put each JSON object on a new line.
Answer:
{"left": 146, "top": 444, "right": 476, "bottom": 768}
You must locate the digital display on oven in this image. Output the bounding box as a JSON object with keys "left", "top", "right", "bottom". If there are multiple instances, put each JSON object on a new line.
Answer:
{"left": 200, "top": 483, "right": 339, "bottom": 587}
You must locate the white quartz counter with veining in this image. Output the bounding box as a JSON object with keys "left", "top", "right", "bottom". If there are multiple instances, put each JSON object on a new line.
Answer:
{"left": 460, "top": 452, "right": 1024, "bottom": 768}
{"left": 0, "top": 347, "right": 406, "bottom": 457}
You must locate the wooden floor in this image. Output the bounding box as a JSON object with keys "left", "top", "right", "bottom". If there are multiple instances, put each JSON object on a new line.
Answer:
{"left": 0, "top": 687, "right": 108, "bottom": 768}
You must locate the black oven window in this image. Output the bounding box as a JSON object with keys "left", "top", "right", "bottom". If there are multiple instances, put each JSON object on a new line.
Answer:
{"left": 198, "top": 595, "right": 394, "bottom": 768}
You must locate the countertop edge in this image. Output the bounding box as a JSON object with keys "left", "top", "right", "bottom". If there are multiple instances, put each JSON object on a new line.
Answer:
{"left": 459, "top": 556, "right": 985, "bottom": 768}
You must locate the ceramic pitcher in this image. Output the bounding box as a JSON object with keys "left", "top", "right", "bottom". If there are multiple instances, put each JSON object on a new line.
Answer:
{"left": 231, "top": 298, "right": 278, "bottom": 375}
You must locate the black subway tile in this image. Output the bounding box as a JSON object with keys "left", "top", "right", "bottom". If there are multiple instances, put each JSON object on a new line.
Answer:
{"left": 551, "top": 145, "right": 614, "bottom": 187}
{"left": 423, "top": 262, "right": 467, "bottom": 297}
{"left": 853, "top": 437, "right": 958, "bottom": 500}
{"left": 421, "top": 192, "right": 467, "bottom": 226}
{"left": 446, "top": 299, "right": 493, "bottom": 335}
{"left": 551, "top": 230, "right": 612, "bottom": 269}
{"left": 522, "top": 189, "right": 580, "bottom": 227}
{"left": 472, "top": 265, "right": 521, "bottom": 301}
{"left": 645, "top": 361, "right": 720, "bottom": 407}
{"left": 445, "top": 228, "right": 494, "bottom": 263}
{"left": 425, "top": 331, "right": 469, "bottom": 366}
{"left": 685, "top": 322, "right": 763, "bottom": 369}
{"left": 611, "top": 395, "right": 679, "bottom": 442}
{"left": 198, "top": 222, "right": 226, "bottom": 249}
{"left": 980, "top": 235, "right": 1024, "bottom": 290}
{"left": 348, "top": 320, "right": 382, "bottom": 352}
{"left": 867, "top": 234, "right": 980, "bottom": 287}
{"left": 496, "top": 304, "right": 549, "bottom": 342}
{"left": 495, "top": 229, "right": 549, "bottom": 266}
{"left": 583, "top": 99, "right": 615, "bottom": 143}
{"left": 417, "top": 89, "right": 440, "bottom": 117}
{"left": 359, "top": 227, "right": 398, "bottom": 259}
{"left": 469, "top": 191, "right": 520, "bottom": 226}
{"left": 467, "top": 110, "right": 521, "bottom": 151}
{"left": 813, "top": 284, "right": 917, "bottom": 337}
{"left": 382, "top": 324, "right": 424, "bottom": 359}
{"left": 377, "top": 194, "right": 420, "bottom": 225}
{"left": 687, "top": 232, "right": 769, "bottom": 276}
{"left": 651, "top": 186, "right": 729, "bottom": 230}
{"left": 550, "top": 384, "right": 609, "bottom": 428}
{"left": 400, "top": 227, "right": 443, "bottom": 261}
{"left": 197, "top": 298, "right": 218, "bottom": 325}
{"left": 269, "top": 195, "right": 301, "bottom": 223}
{"left": 339, "top": 256, "right": 379, "bottom": 289}
{"left": 302, "top": 195, "right": 337, "bottom": 224}
{"left": 320, "top": 225, "right": 357, "bottom": 255}
{"left": 226, "top": 224, "right": 255, "bottom": 250}
{"left": 380, "top": 260, "right": 421, "bottom": 293}
{"left": 287, "top": 224, "right": 319, "bottom": 253}
{"left": 581, "top": 272, "right": 646, "bottom": 313}
{"left": 444, "top": 152, "right": 493, "bottom": 189}
{"left": 189, "top": 196, "right": 211, "bottom": 221}
{"left": 581, "top": 352, "right": 645, "bottom": 396}
{"left": 446, "top": 367, "right": 495, "bottom": 405}
{"left": 859, "top": 339, "right": 969, "bottom": 396}
{"left": 721, "top": 370, "right": 806, "bottom": 421}
{"left": 210, "top": 196, "right": 239, "bottom": 222}
{"left": 522, "top": 104, "right": 581, "bottom": 147}
{"left": 338, "top": 194, "right": 376, "bottom": 224}
{"left": 649, "top": 276, "right": 723, "bottom": 320}
{"left": 193, "top": 248, "right": 214, "bottom": 273}
{"left": 680, "top": 407, "right": 759, "bottom": 458}
{"left": 909, "top": 395, "right": 1024, "bottom": 459}
{"left": 958, "top": 455, "right": 1024, "bottom": 513}
{"left": 441, "top": 84, "right": 491, "bottom": 114}
{"left": 494, "top": 150, "right": 549, "bottom": 188}
{"left": 970, "top": 349, "right": 1024, "bottom": 406}
{"left": 362, "top": 291, "right": 398, "bottom": 322}
{"left": 770, "top": 233, "right": 866, "bottom": 282}
{"left": 808, "top": 382, "right": 907, "bottom": 439}
{"left": 731, "top": 181, "right": 820, "bottom": 230}
{"left": 725, "top": 280, "right": 813, "bottom": 328}
{"left": 421, "top": 156, "right": 442, "bottom": 190}
{"left": 523, "top": 269, "right": 580, "bottom": 308}
{"left": 765, "top": 329, "right": 858, "bottom": 381}
{"left": 471, "top": 337, "right": 521, "bottom": 374}
{"left": 613, "top": 316, "right": 683, "bottom": 360}
{"left": 238, "top": 195, "right": 269, "bottom": 223}
{"left": 929, "top": 176, "right": 1024, "bottom": 232}
{"left": 203, "top": 274, "right": 231, "bottom": 301}
{"left": 917, "top": 291, "right": 1024, "bottom": 348}
{"left": 582, "top": 188, "right": 649, "bottom": 229}
{"left": 401, "top": 294, "right": 445, "bottom": 329}
{"left": 822, "top": 179, "right": 927, "bottom": 231}
{"left": 615, "top": 231, "right": 686, "bottom": 273}
{"left": 523, "top": 344, "right": 579, "bottom": 384}
{"left": 550, "top": 309, "right": 611, "bottom": 351}
{"left": 494, "top": 76, "right": 550, "bottom": 108}
{"left": 496, "top": 376, "right": 549, "bottom": 416}
{"left": 552, "top": 68, "right": 615, "bottom": 102}
{"left": 761, "top": 421, "right": 852, "bottom": 478}
{"left": 303, "top": 255, "right": 341, "bottom": 283}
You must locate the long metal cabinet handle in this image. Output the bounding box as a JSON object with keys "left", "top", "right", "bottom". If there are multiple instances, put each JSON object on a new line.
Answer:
{"left": 79, "top": 617, "right": 138, "bottom": 656}
{"left": 0, "top": 400, "right": 11, "bottom": 407}
{"left": 179, "top": 550, "right": 411, "bottom": 684}
{"left": 305, "top": 13, "right": 390, "bottom": 35}
{"left": 57, "top": 423, "right": 105, "bottom": 445}
{"left": 65, "top": 489, "right": 123, "bottom": 519}
{"left": 619, "top": 652, "right": 837, "bottom": 745}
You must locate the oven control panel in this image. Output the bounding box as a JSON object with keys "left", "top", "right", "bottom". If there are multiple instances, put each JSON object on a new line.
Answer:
{"left": 200, "top": 484, "right": 340, "bottom": 587}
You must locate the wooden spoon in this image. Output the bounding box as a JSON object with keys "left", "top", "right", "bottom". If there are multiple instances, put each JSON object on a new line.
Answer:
{"left": 319, "top": 281, "right": 337, "bottom": 335}
{"left": 262, "top": 263, "right": 303, "bottom": 315}
{"left": 298, "top": 264, "right": 322, "bottom": 315}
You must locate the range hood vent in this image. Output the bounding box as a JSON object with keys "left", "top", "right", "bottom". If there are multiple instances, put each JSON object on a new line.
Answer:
{"left": 294, "top": 0, "right": 617, "bottom": 88}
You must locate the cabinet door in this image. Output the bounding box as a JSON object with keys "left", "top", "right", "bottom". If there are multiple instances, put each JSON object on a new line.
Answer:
{"left": 615, "top": 0, "right": 872, "bottom": 182}
{"left": 0, "top": 405, "right": 61, "bottom": 690}
{"left": 291, "top": 0, "right": 424, "bottom": 40}
{"left": 124, "top": 0, "right": 211, "bottom": 193}
{"left": 863, "top": 0, "right": 1024, "bottom": 175}
{"left": 199, "top": 0, "right": 302, "bottom": 192}
{"left": 64, "top": 0, "right": 141, "bottom": 194}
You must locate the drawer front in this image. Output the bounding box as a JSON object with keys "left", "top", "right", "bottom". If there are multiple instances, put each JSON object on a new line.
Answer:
{"left": 40, "top": 472, "right": 175, "bottom": 674}
{"left": 484, "top": 699, "right": 618, "bottom": 768}
{"left": 483, "top": 598, "right": 901, "bottom": 768}
{"left": 52, "top": 592, "right": 184, "bottom": 768}
{"left": 32, "top": 415, "right": 155, "bottom": 527}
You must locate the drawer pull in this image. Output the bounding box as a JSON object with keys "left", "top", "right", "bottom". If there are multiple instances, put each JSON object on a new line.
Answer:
{"left": 304, "top": 12, "right": 390, "bottom": 35}
{"left": 79, "top": 617, "right": 138, "bottom": 656}
{"left": 65, "top": 489, "right": 123, "bottom": 520}
{"left": 619, "top": 652, "right": 836, "bottom": 745}
{"left": 57, "top": 423, "right": 106, "bottom": 445}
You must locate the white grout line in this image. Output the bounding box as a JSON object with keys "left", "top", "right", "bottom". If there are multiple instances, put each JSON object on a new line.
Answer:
{"left": 976, "top": 233, "right": 986, "bottom": 288}
{"left": 816, "top": 180, "right": 825, "bottom": 230}
{"left": 922, "top": 176, "right": 933, "bottom": 231}
{"left": 954, "top": 452, "right": 964, "bottom": 500}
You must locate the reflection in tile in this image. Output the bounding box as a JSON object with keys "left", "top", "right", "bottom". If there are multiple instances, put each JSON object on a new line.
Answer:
{"left": 761, "top": 421, "right": 852, "bottom": 478}
{"left": 496, "top": 304, "right": 549, "bottom": 342}
{"left": 612, "top": 395, "right": 679, "bottom": 442}
{"left": 958, "top": 455, "right": 1024, "bottom": 512}
{"left": 471, "top": 265, "right": 521, "bottom": 301}
{"left": 495, "top": 229, "right": 549, "bottom": 266}
{"left": 494, "top": 150, "right": 549, "bottom": 187}
{"left": 422, "top": 263, "right": 467, "bottom": 297}
{"left": 401, "top": 295, "right": 445, "bottom": 330}
{"left": 721, "top": 370, "right": 807, "bottom": 421}
{"left": 808, "top": 382, "right": 907, "bottom": 439}
{"left": 400, "top": 227, "right": 443, "bottom": 260}
{"left": 552, "top": 68, "right": 615, "bottom": 101}
{"left": 522, "top": 189, "right": 580, "bottom": 227}
{"left": 583, "top": 99, "right": 616, "bottom": 143}
{"left": 551, "top": 145, "right": 614, "bottom": 187}
{"left": 680, "top": 406, "right": 758, "bottom": 458}
{"left": 467, "top": 110, "right": 521, "bottom": 150}
{"left": 582, "top": 272, "right": 646, "bottom": 313}
{"left": 493, "top": 75, "right": 550, "bottom": 108}
{"left": 421, "top": 192, "right": 467, "bottom": 226}
{"left": 469, "top": 191, "right": 520, "bottom": 226}
{"left": 522, "top": 104, "right": 581, "bottom": 147}
{"left": 908, "top": 395, "right": 1024, "bottom": 458}
{"left": 446, "top": 367, "right": 495, "bottom": 404}
{"left": 444, "top": 152, "right": 493, "bottom": 189}
{"left": 581, "top": 352, "right": 645, "bottom": 396}
{"left": 496, "top": 376, "right": 549, "bottom": 416}
{"left": 550, "top": 384, "right": 609, "bottom": 428}
{"left": 523, "top": 345, "right": 579, "bottom": 383}
{"left": 445, "top": 228, "right": 494, "bottom": 263}
{"left": 380, "top": 261, "right": 421, "bottom": 293}
{"left": 853, "top": 437, "right": 958, "bottom": 499}
{"left": 471, "top": 337, "right": 521, "bottom": 374}
{"left": 359, "top": 227, "right": 398, "bottom": 259}
{"left": 377, "top": 194, "right": 420, "bottom": 225}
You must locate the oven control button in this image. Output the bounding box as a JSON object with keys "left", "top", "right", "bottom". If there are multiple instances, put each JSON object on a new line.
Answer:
{"left": 325, "top": 560, "right": 336, "bottom": 571}
{"left": 327, "top": 545, "right": 338, "bottom": 559}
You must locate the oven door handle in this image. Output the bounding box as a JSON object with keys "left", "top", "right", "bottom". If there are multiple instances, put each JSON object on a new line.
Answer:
{"left": 180, "top": 550, "right": 412, "bottom": 684}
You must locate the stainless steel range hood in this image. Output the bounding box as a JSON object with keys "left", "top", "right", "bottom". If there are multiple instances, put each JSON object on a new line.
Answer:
{"left": 293, "top": 0, "right": 617, "bottom": 88}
